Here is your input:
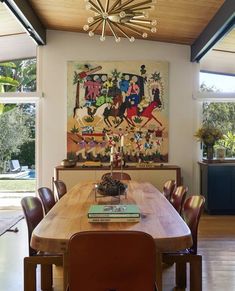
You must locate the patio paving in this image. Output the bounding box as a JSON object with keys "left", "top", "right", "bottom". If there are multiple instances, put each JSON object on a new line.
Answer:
{"left": 0, "top": 192, "right": 35, "bottom": 209}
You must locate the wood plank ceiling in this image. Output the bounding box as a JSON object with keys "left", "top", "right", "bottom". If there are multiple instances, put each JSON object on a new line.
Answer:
{"left": 0, "top": 0, "right": 234, "bottom": 70}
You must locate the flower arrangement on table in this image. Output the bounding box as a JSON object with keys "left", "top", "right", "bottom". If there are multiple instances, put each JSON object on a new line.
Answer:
{"left": 194, "top": 124, "right": 224, "bottom": 159}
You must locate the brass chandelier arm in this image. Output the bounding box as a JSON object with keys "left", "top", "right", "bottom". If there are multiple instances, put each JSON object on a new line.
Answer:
{"left": 130, "top": 6, "right": 153, "bottom": 11}
{"left": 108, "top": 0, "right": 123, "bottom": 13}
{"left": 105, "top": 0, "right": 110, "bottom": 12}
{"left": 101, "top": 19, "right": 107, "bottom": 39}
{"left": 107, "top": 19, "right": 120, "bottom": 41}
{"left": 111, "top": 0, "right": 135, "bottom": 14}
{"left": 111, "top": 22, "right": 134, "bottom": 40}
{"left": 130, "top": 19, "right": 153, "bottom": 24}
{"left": 112, "top": 0, "right": 153, "bottom": 13}
{"left": 117, "top": 22, "right": 144, "bottom": 36}
{"left": 96, "top": 0, "right": 105, "bottom": 12}
{"left": 125, "top": 21, "right": 152, "bottom": 31}
{"left": 86, "top": 17, "right": 102, "bottom": 29}
{"left": 87, "top": 0, "right": 102, "bottom": 13}
{"left": 90, "top": 19, "right": 103, "bottom": 33}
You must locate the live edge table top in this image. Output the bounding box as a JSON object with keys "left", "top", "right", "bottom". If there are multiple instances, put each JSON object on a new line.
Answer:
{"left": 31, "top": 180, "right": 192, "bottom": 253}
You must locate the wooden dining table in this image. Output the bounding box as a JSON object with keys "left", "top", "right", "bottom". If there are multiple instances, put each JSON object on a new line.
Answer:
{"left": 31, "top": 180, "right": 192, "bottom": 291}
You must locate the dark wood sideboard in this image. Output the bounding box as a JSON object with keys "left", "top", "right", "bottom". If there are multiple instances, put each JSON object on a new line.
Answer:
{"left": 199, "top": 161, "right": 235, "bottom": 214}
{"left": 54, "top": 165, "right": 181, "bottom": 191}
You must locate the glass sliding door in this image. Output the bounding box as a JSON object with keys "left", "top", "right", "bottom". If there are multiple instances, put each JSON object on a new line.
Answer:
{"left": 0, "top": 101, "right": 36, "bottom": 208}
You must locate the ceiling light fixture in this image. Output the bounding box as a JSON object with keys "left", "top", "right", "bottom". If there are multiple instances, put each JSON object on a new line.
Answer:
{"left": 83, "top": 0, "right": 157, "bottom": 42}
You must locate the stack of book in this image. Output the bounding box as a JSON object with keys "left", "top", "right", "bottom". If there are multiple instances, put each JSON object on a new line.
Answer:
{"left": 88, "top": 204, "right": 140, "bottom": 223}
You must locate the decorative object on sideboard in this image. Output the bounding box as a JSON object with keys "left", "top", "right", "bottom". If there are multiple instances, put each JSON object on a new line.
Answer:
{"left": 215, "top": 146, "right": 226, "bottom": 160}
{"left": 60, "top": 159, "right": 76, "bottom": 168}
{"left": 195, "top": 124, "right": 224, "bottom": 160}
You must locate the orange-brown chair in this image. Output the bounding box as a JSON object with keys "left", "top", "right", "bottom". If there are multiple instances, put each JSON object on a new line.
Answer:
{"left": 68, "top": 231, "right": 158, "bottom": 291}
{"left": 162, "top": 179, "right": 176, "bottom": 200}
{"left": 54, "top": 179, "right": 67, "bottom": 200}
{"left": 170, "top": 185, "right": 188, "bottom": 215}
{"left": 21, "top": 196, "right": 62, "bottom": 291}
{"left": 38, "top": 187, "right": 56, "bottom": 214}
{"left": 163, "top": 195, "right": 205, "bottom": 291}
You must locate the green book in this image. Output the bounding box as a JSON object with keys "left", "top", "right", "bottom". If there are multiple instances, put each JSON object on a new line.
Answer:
{"left": 88, "top": 204, "right": 140, "bottom": 218}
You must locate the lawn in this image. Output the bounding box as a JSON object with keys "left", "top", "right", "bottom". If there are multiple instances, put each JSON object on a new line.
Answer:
{"left": 0, "top": 179, "right": 36, "bottom": 192}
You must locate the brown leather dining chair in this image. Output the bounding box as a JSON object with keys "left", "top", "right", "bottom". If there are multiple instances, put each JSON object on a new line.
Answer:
{"left": 67, "top": 230, "right": 158, "bottom": 291}
{"left": 170, "top": 185, "right": 188, "bottom": 215}
{"left": 54, "top": 179, "right": 67, "bottom": 200}
{"left": 102, "top": 171, "right": 131, "bottom": 180}
{"left": 162, "top": 195, "right": 205, "bottom": 291}
{"left": 21, "top": 196, "right": 62, "bottom": 291}
{"left": 162, "top": 179, "right": 176, "bottom": 200}
{"left": 38, "top": 187, "right": 56, "bottom": 214}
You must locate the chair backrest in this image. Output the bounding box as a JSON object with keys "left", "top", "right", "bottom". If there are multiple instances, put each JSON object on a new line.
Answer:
{"left": 181, "top": 195, "right": 205, "bottom": 254}
{"left": 38, "top": 187, "right": 56, "bottom": 215}
{"left": 102, "top": 172, "right": 131, "bottom": 180}
{"left": 68, "top": 231, "right": 157, "bottom": 291}
{"left": 10, "top": 159, "right": 21, "bottom": 172}
{"left": 21, "top": 196, "right": 44, "bottom": 256}
{"left": 54, "top": 180, "right": 67, "bottom": 200}
{"left": 170, "top": 185, "right": 188, "bottom": 214}
{"left": 162, "top": 180, "right": 176, "bottom": 200}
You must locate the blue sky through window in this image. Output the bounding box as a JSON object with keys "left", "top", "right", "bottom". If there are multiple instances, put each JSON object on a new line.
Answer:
{"left": 200, "top": 72, "right": 235, "bottom": 93}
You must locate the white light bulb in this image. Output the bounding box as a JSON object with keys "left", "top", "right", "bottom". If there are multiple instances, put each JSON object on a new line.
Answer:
{"left": 142, "top": 32, "right": 148, "bottom": 38}
{"left": 100, "top": 36, "right": 106, "bottom": 41}
{"left": 83, "top": 24, "right": 89, "bottom": 31}
{"left": 151, "top": 20, "right": 157, "bottom": 26}
{"left": 143, "top": 11, "right": 149, "bottom": 18}
{"left": 85, "top": 4, "right": 91, "bottom": 10}
{"left": 151, "top": 27, "right": 157, "bottom": 33}
{"left": 130, "top": 36, "right": 135, "bottom": 42}
{"left": 119, "top": 11, "right": 126, "bottom": 18}
{"left": 88, "top": 17, "right": 94, "bottom": 23}
{"left": 115, "top": 37, "right": 121, "bottom": 42}
{"left": 88, "top": 31, "right": 94, "bottom": 37}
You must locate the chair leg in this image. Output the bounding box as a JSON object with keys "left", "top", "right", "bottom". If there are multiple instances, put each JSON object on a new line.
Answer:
{"left": 41, "top": 264, "right": 53, "bottom": 291}
{"left": 175, "top": 261, "right": 187, "bottom": 288}
{"left": 155, "top": 251, "right": 162, "bottom": 291}
{"left": 190, "top": 255, "right": 202, "bottom": 291}
{"left": 24, "top": 257, "right": 37, "bottom": 291}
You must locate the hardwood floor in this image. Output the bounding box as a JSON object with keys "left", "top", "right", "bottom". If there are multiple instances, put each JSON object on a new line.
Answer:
{"left": 0, "top": 213, "right": 235, "bottom": 290}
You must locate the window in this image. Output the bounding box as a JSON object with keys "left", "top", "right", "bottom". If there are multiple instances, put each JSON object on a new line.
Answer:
{"left": 0, "top": 58, "right": 38, "bottom": 208}
{"left": 0, "top": 58, "right": 36, "bottom": 93}
{"left": 199, "top": 72, "right": 235, "bottom": 158}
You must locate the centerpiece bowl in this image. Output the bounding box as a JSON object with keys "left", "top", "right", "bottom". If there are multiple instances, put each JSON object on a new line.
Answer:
{"left": 96, "top": 176, "right": 127, "bottom": 197}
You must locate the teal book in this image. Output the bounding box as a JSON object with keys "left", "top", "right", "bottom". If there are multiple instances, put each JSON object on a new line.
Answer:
{"left": 88, "top": 204, "right": 140, "bottom": 218}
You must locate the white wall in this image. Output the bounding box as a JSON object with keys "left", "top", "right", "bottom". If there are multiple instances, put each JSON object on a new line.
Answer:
{"left": 39, "top": 30, "right": 198, "bottom": 191}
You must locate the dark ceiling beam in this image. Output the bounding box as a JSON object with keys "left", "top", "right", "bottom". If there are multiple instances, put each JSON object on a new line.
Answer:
{"left": 191, "top": 0, "right": 235, "bottom": 62}
{"left": 1, "top": 0, "right": 46, "bottom": 45}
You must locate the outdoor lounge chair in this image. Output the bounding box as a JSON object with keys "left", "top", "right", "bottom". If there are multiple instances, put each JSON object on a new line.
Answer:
{"left": 9, "top": 160, "right": 21, "bottom": 172}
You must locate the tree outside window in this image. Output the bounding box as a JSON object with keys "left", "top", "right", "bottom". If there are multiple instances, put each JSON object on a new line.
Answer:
{"left": 200, "top": 73, "right": 235, "bottom": 158}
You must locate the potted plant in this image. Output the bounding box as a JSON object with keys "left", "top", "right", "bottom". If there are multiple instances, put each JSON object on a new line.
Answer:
{"left": 194, "top": 124, "right": 224, "bottom": 160}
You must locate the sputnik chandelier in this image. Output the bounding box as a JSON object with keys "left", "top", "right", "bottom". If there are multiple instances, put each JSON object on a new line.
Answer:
{"left": 83, "top": 0, "right": 157, "bottom": 42}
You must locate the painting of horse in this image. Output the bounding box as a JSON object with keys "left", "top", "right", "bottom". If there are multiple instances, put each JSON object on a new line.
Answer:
{"left": 67, "top": 60, "right": 169, "bottom": 163}
{"left": 125, "top": 101, "right": 162, "bottom": 127}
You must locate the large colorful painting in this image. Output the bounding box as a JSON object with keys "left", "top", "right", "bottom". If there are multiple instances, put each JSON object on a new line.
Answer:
{"left": 67, "top": 61, "right": 169, "bottom": 164}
